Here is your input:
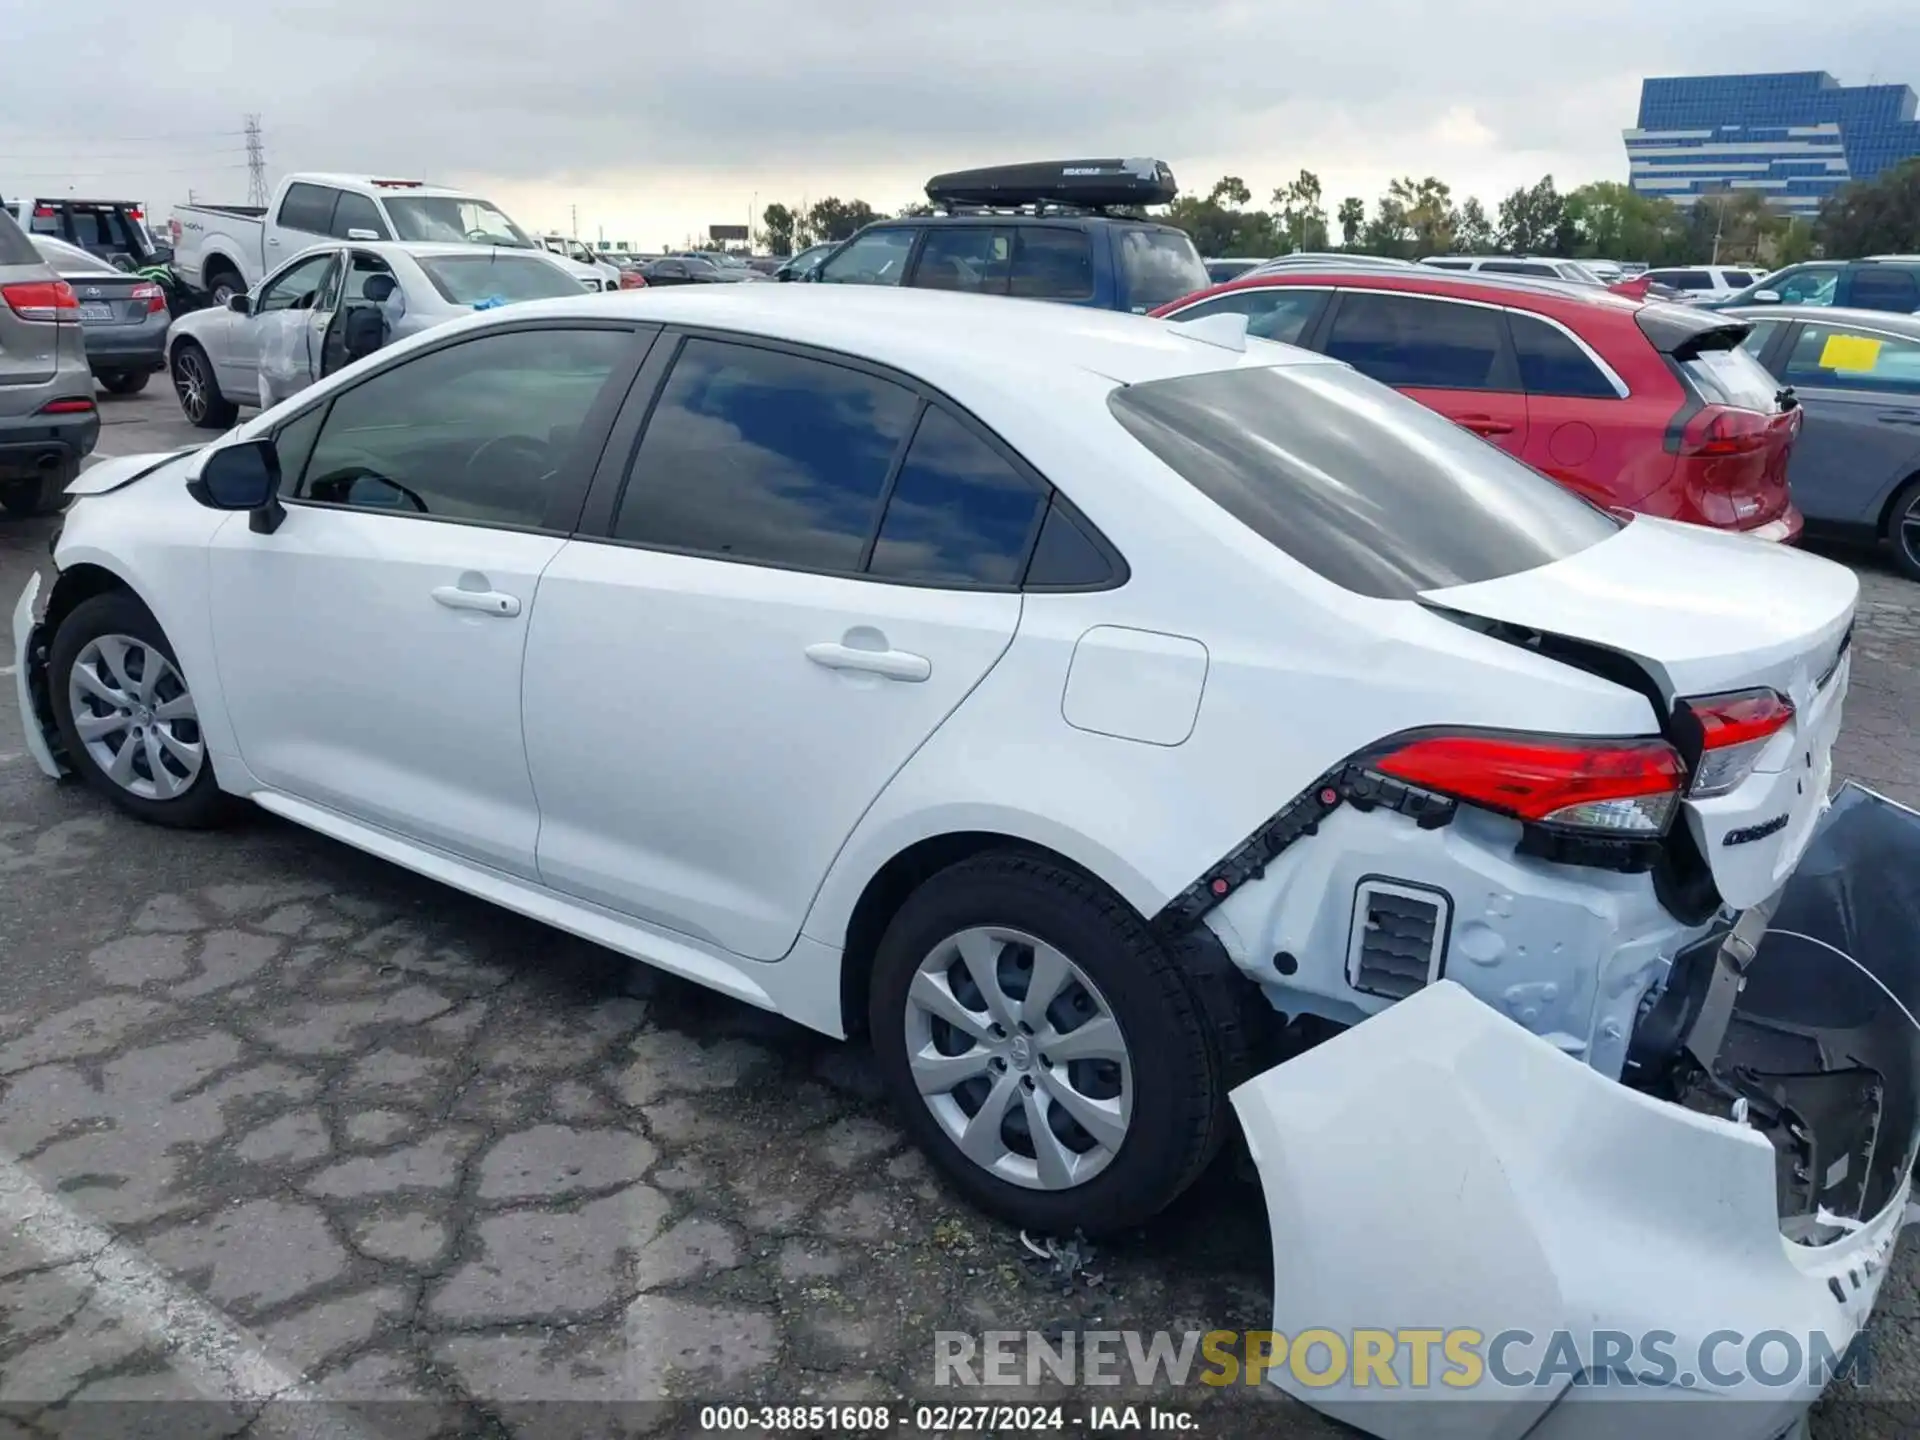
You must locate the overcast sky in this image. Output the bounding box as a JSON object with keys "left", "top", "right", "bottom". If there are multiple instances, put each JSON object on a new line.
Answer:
{"left": 5, "top": 0, "right": 1913, "bottom": 249}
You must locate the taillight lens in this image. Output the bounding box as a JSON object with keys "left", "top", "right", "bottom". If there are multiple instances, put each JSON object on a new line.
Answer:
{"left": 38, "top": 398, "right": 96, "bottom": 415}
{"left": 1683, "top": 688, "right": 1794, "bottom": 798}
{"left": 619, "top": 271, "right": 647, "bottom": 289}
{"left": 3, "top": 280, "right": 79, "bottom": 321}
{"left": 131, "top": 281, "right": 167, "bottom": 313}
{"left": 1679, "top": 405, "right": 1770, "bottom": 457}
{"left": 1372, "top": 732, "right": 1686, "bottom": 835}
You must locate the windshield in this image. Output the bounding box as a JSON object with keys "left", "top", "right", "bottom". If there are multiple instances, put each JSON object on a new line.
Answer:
{"left": 385, "top": 195, "right": 536, "bottom": 249}
{"left": 416, "top": 254, "right": 587, "bottom": 305}
{"left": 1117, "top": 227, "right": 1209, "bottom": 311}
{"left": 1109, "top": 362, "right": 1621, "bottom": 598}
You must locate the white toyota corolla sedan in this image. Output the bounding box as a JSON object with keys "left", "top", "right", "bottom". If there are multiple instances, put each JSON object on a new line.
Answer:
{"left": 10, "top": 285, "right": 1900, "bottom": 1436}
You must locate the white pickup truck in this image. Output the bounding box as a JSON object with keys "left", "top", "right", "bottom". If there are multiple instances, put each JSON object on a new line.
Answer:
{"left": 169, "top": 174, "right": 614, "bottom": 304}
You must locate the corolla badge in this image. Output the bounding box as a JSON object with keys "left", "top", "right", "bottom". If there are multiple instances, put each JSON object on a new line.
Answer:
{"left": 1725, "top": 813, "right": 1791, "bottom": 846}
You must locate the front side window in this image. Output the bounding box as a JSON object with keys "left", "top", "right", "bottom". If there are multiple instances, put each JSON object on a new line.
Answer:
{"left": 277, "top": 183, "right": 339, "bottom": 236}
{"left": 384, "top": 195, "right": 534, "bottom": 249}
{"left": 1509, "top": 312, "right": 1619, "bottom": 398}
{"left": 1323, "top": 293, "right": 1509, "bottom": 391}
{"left": 1109, "top": 362, "right": 1619, "bottom": 599}
{"left": 297, "top": 327, "right": 629, "bottom": 528}
{"left": 911, "top": 228, "right": 1012, "bottom": 294}
{"left": 1170, "top": 287, "right": 1329, "bottom": 346}
{"left": 330, "top": 191, "right": 390, "bottom": 240}
{"left": 612, "top": 339, "right": 919, "bottom": 569}
{"left": 1116, "top": 226, "right": 1209, "bottom": 311}
{"left": 868, "top": 407, "right": 1046, "bottom": 585}
{"left": 816, "top": 229, "right": 917, "bottom": 286}
{"left": 1782, "top": 323, "right": 1920, "bottom": 395}
{"left": 1009, "top": 228, "right": 1095, "bottom": 301}
{"left": 257, "top": 253, "right": 339, "bottom": 313}
{"left": 416, "top": 254, "right": 586, "bottom": 305}
{"left": 1769, "top": 266, "right": 1840, "bottom": 306}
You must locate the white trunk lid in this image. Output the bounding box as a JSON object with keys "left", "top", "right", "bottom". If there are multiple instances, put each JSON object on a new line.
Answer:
{"left": 1420, "top": 515, "right": 1858, "bottom": 908}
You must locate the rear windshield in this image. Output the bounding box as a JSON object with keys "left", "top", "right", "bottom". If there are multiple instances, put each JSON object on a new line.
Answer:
{"left": 1117, "top": 227, "right": 1209, "bottom": 311}
{"left": 416, "top": 255, "right": 586, "bottom": 305}
{"left": 0, "top": 208, "right": 41, "bottom": 266}
{"left": 1681, "top": 341, "right": 1782, "bottom": 412}
{"left": 1109, "top": 362, "right": 1621, "bottom": 599}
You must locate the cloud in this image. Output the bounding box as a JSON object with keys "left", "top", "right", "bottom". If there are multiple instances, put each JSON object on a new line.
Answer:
{"left": 4, "top": 0, "right": 1909, "bottom": 245}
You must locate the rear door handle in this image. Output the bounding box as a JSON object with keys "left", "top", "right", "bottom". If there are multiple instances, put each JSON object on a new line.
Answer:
{"left": 432, "top": 585, "right": 521, "bottom": 617}
{"left": 805, "top": 641, "right": 930, "bottom": 682}
{"left": 1457, "top": 414, "right": 1516, "bottom": 436}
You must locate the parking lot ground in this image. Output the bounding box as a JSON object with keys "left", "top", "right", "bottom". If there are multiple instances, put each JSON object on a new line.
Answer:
{"left": 1, "top": 387, "right": 1918, "bottom": 1436}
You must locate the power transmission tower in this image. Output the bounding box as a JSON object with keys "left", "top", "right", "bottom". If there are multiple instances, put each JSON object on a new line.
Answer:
{"left": 244, "top": 115, "right": 267, "bottom": 208}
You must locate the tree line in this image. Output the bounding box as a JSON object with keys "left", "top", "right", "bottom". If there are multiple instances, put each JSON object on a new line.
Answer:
{"left": 754, "top": 160, "right": 1920, "bottom": 264}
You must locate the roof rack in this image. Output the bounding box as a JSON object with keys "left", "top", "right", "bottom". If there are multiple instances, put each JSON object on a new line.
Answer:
{"left": 925, "top": 158, "right": 1177, "bottom": 215}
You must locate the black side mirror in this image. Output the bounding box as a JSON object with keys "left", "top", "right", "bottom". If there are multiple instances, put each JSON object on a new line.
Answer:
{"left": 187, "top": 438, "right": 285, "bottom": 532}
{"left": 228, "top": 292, "right": 252, "bottom": 314}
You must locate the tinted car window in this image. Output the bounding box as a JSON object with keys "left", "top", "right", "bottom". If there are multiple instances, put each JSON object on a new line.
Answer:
{"left": 1024, "top": 500, "right": 1119, "bottom": 589}
{"left": 1009, "top": 228, "right": 1095, "bottom": 301}
{"left": 1782, "top": 324, "right": 1920, "bottom": 395}
{"left": 1848, "top": 267, "right": 1920, "bottom": 315}
{"left": 1649, "top": 270, "right": 1712, "bottom": 291}
{"left": 1109, "top": 363, "right": 1619, "bottom": 599}
{"left": 277, "top": 183, "right": 339, "bottom": 236}
{"left": 613, "top": 339, "right": 919, "bottom": 570}
{"left": 330, "top": 191, "right": 391, "bottom": 240}
{"left": 298, "top": 328, "right": 628, "bottom": 528}
{"left": 817, "top": 229, "right": 916, "bottom": 286}
{"left": 1116, "top": 227, "right": 1210, "bottom": 311}
{"left": 911, "top": 227, "right": 1011, "bottom": 294}
{"left": 1169, "top": 288, "right": 1328, "bottom": 346}
{"left": 1424, "top": 259, "right": 1474, "bottom": 270}
{"left": 868, "top": 407, "right": 1046, "bottom": 585}
{"left": 1722, "top": 271, "right": 1758, "bottom": 288}
{"left": 1509, "top": 313, "right": 1619, "bottom": 398}
{"left": 417, "top": 254, "right": 585, "bottom": 304}
{"left": 1479, "top": 261, "right": 1558, "bottom": 278}
{"left": 1323, "top": 293, "right": 1507, "bottom": 390}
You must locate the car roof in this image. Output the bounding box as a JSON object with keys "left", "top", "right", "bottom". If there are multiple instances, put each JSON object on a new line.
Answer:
{"left": 283, "top": 239, "right": 560, "bottom": 265}
{"left": 866, "top": 212, "right": 1182, "bottom": 231}
{"left": 437, "top": 284, "right": 1334, "bottom": 391}
{"left": 1170, "top": 265, "right": 1650, "bottom": 317}
{"left": 1722, "top": 305, "right": 1920, "bottom": 338}
{"left": 289, "top": 175, "right": 483, "bottom": 200}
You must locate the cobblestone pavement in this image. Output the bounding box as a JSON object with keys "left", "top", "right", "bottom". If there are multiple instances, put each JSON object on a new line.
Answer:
{"left": 0, "top": 392, "right": 1916, "bottom": 1437}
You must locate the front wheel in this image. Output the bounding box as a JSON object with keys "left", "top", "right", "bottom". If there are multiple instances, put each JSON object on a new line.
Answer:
{"left": 1888, "top": 477, "right": 1920, "bottom": 583}
{"left": 49, "top": 591, "right": 236, "bottom": 829}
{"left": 869, "top": 852, "right": 1225, "bottom": 1235}
{"left": 171, "top": 343, "right": 237, "bottom": 430}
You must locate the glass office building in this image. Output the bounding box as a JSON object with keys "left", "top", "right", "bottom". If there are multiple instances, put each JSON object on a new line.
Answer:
{"left": 1624, "top": 71, "right": 1920, "bottom": 216}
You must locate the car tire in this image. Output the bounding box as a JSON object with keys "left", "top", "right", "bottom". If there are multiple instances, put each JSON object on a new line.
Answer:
{"left": 206, "top": 272, "right": 241, "bottom": 309}
{"left": 868, "top": 850, "right": 1225, "bottom": 1236}
{"left": 101, "top": 370, "right": 151, "bottom": 396}
{"left": 49, "top": 591, "right": 236, "bottom": 830}
{"left": 1888, "top": 477, "right": 1920, "bottom": 583}
{"left": 0, "top": 460, "right": 76, "bottom": 518}
{"left": 171, "top": 342, "right": 237, "bottom": 430}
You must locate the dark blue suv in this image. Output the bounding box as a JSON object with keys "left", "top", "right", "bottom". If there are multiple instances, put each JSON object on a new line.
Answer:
{"left": 804, "top": 159, "right": 1210, "bottom": 315}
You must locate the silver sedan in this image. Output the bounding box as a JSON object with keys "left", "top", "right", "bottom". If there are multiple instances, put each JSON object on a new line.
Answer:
{"left": 164, "top": 240, "right": 588, "bottom": 428}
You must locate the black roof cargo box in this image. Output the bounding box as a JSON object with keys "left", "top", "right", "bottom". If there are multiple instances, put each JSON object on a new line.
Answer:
{"left": 925, "top": 158, "right": 1178, "bottom": 211}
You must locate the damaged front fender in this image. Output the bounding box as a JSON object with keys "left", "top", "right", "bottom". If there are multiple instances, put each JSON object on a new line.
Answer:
{"left": 10, "top": 572, "right": 64, "bottom": 781}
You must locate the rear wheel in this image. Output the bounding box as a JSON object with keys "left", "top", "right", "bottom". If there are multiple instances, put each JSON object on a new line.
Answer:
{"left": 49, "top": 591, "right": 235, "bottom": 829}
{"left": 206, "top": 269, "right": 242, "bottom": 309}
{"left": 869, "top": 851, "right": 1224, "bottom": 1235}
{"left": 0, "top": 460, "right": 76, "bottom": 518}
{"left": 171, "top": 342, "right": 237, "bottom": 430}
{"left": 101, "top": 370, "right": 150, "bottom": 396}
{"left": 1888, "top": 478, "right": 1920, "bottom": 583}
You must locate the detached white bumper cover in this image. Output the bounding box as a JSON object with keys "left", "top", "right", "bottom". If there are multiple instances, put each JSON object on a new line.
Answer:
{"left": 1230, "top": 979, "right": 1908, "bottom": 1440}
{"left": 11, "top": 573, "right": 62, "bottom": 781}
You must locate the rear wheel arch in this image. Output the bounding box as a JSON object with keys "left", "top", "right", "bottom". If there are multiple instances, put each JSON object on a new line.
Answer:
{"left": 1882, "top": 472, "right": 1920, "bottom": 580}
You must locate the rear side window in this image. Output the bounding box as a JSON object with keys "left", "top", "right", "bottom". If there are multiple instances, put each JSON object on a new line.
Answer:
{"left": 1323, "top": 293, "right": 1509, "bottom": 391}
{"left": 1116, "top": 227, "right": 1210, "bottom": 311}
{"left": 1509, "top": 313, "right": 1620, "bottom": 398}
{"left": 613, "top": 339, "right": 919, "bottom": 570}
{"left": 912, "top": 228, "right": 1012, "bottom": 294}
{"left": 331, "top": 191, "right": 391, "bottom": 240}
{"left": 0, "top": 208, "right": 41, "bottom": 265}
{"left": 278, "top": 183, "right": 339, "bottom": 235}
{"left": 1722, "top": 271, "right": 1758, "bottom": 288}
{"left": 868, "top": 407, "right": 1046, "bottom": 585}
{"left": 1108, "top": 363, "right": 1620, "bottom": 599}
{"left": 1848, "top": 267, "right": 1920, "bottom": 314}
{"left": 1009, "top": 228, "right": 1094, "bottom": 301}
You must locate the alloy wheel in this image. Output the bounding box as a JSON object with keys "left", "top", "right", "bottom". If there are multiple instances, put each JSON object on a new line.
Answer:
{"left": 66, "top": 635, "right": 204, "bottom": 802}
{"left": 173, "top": 350, "right": 209, "bottom": 424}
{"left": 1901, "top": 493, "right": 1920, "bottom": 574}
{"left": 904, "top": 926, "right": 1134, "bottom": 1191}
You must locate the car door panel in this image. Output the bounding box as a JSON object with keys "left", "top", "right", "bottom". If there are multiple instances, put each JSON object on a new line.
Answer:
{"left": 523, "top": 545, "right": 1020, "bottom": 959}
{"left": 1769, "top": 319, "right": 1920, "bottom": 528}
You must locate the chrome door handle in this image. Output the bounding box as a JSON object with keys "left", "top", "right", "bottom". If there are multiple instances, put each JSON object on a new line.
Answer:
{"left": 432, "top": 585, "right": 521, "bottom": 617}
{"left": 805, "top": 641, "right": 930, "bottom": 682}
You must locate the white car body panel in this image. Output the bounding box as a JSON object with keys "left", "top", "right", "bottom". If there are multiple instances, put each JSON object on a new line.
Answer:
{"left": 11, "top": 574, "right": 61, "bottom": 780}
{"left": 1230, "top": 980, "right": 1905, "bottom": 1440}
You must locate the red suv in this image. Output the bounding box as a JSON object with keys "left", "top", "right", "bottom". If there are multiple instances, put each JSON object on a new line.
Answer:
{"left": 1151, "top": 269, "right": 1803, "bottom": 540}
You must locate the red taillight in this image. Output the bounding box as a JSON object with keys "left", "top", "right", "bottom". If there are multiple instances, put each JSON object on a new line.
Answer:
{"left": 1683, "top": 689, "right": 1794, "bottom": 798}
{"left": 1372, "top": 731, "right": 1686, "bottom": 835}
{"left": 619, "top": 271, "right": 648, "bottom": 289}
{"left": 33, "top": 205, "right": 55, "bottom": 219}
{"left": 131, "top": 281, "right": 166, "bottom": 313}
{"left": 2, "top": 280, "right": 78, "bottom": 321}
{"left": 1679, "top": 405, "right": 1770, "bottom": 457}
{"left": 38, "top": 398, "right": 96, "bottom": 415}
{"left": 127, "top": 208, "right": 144, "bottom": 222}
